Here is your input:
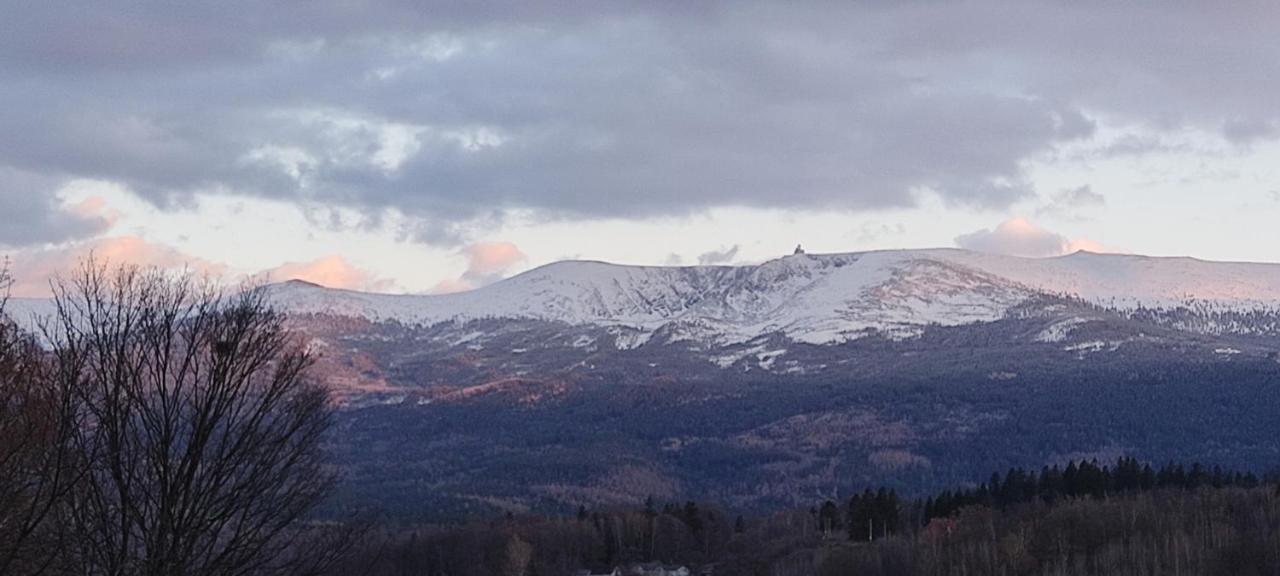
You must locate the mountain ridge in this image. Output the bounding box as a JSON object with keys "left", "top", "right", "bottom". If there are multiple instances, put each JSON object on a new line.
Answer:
{"left": 14, "top": 249, "right": 1280, "bottom": 518}
{"left": 267, "top": 248, "right": 1280, "bottom": 347}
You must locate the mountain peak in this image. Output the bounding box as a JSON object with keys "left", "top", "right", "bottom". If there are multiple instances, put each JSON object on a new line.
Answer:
{"left": 280, "top": 278, "right": 325, "bottom": 289}
{"left": 263, "top": 248, "right": 1280, "bottom": 350}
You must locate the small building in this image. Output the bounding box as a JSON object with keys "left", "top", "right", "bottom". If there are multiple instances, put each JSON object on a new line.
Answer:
{"left": 575, "top": 568, "right": 622, "bottom": 576}
{"left": 578, "top": 562, "right": 691, "bottom": 576}
{"left": 623, "top": 563, "right": 690, "bottom": 576}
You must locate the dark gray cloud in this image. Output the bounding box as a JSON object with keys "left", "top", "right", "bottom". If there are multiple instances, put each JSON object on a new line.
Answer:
{"left": 1223, "top": 118, "right": 1279, "bottom": 145}
{"left": 0, "top": 166, "right": 112, "bottom": 246}
{"left": 1055, "top": 186, "right": 1105, "bottom": 208}
{"left": 697, "top": 245, "right": 740, "bottom": 266}
{"left": 1073, "top": 134, "right": 1195, "bottom": 160}
{"left": 853, "top": 222, "right": 907, "bottom": 244}
{"left": 1038, "top": 185, "right": 1105, "bottom": 219}
{"left": 2, "top": 1, "right": 1278, "bottom": 246}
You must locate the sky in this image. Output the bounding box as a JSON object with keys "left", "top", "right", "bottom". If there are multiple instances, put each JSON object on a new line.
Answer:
{"left": 3, "top": 1, "right": 1280, "bottom": 296}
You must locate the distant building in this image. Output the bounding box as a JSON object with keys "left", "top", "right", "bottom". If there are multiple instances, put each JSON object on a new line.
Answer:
{"left": 575, "top": 569, "right": 622, "bottom": 576}
{"left": 577, "top": 562, "right": 693, "bottom": 576}
{"left": 624, "top": 563, "right": 690, "bottom": 576}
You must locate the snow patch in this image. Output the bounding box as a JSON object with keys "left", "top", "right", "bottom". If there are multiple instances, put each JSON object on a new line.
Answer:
{"left": 260, "top": 248, "right": 1280, "bottom": 349}
{"left": 711, "top": 344, "right": 768, "bottom": 368}
{"left": 756, "top": 349, "right": 787, "bottom": 370}
{"left": 1065, "top": 341, "right": 1107, "bottom": 353}
{"left": 610, "top": 328, "right": 652, "bottom": 350}
{"left": 1035, "top": 317, "right": 1089, "bottom": 343}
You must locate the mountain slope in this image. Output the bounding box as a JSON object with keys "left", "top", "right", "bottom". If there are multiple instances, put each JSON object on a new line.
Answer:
{"left": 12, "top": 248, "right": 1280, "bottom": 519}
{"left": 270, "top": 249, "right": 1280, "bottom": 346}
{"left": 168, "top": 251, "right": 1280, "bottom": 518}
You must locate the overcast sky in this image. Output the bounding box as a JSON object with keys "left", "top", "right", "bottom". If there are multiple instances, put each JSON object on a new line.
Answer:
{"left": 3, "top": 1, "right": 1280, "bottom": 295}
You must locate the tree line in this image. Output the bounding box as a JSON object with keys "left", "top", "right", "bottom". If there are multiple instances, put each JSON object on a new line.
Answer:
{"left": 924, "top": 457, "right": 1264, "bottom": 521}
{"left": 333, "top": 457, "right": 1280, "bottom": 576}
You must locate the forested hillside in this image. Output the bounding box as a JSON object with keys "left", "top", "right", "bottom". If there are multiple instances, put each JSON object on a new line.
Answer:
{"left": 331, "top": 459, "right": 1280, "bottom": 576}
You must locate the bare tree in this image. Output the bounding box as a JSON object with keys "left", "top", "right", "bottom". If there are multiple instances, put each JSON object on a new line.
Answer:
{"left": 0, "top": 264, "right": 81, "bottom": 576}
{"left": 45, "top": 261, "right": 337, "bottom": 576}
{"left": 499, "top": 534, "right": 533, "bottom": 576}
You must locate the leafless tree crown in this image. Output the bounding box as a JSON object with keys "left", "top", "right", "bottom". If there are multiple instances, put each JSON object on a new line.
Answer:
{"left": 0, "top": 261, "right": 340, "bottom": 576}
{"left": 0, "top": 264, "right": 81, "bottom": 575}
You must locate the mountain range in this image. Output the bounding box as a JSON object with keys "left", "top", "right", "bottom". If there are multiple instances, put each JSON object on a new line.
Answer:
{"left": 13, "top": 249, "right": 1280, "bottom": 519}
{"left": 272, "top": 248, "right": 1280, "bottom": 386}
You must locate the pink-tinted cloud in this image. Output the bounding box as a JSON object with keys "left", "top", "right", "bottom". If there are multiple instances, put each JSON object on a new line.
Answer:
{"left": 955, "top": 218, "right": 1113, "bottom": 258}
{"left": 463, "top": 242, "right": 525, "bottom": 277}
{"left": 3, "top": 235, "right": 225, "bottom": 297}
{"left": 427, "top": 278, "right": 472, "bottom": 295}
{"left": 69, "top": 195, "right": 120, "bottom": 228}
{"left": 0, "top": 173, "right": 118, "bottom": 247}
{"left": 263, "top": 255, "right": 394, "bottom": 292}
{"left": 3, "top": 238, "right": 394, "bottom": 297}
{"left": 430, "top": 241, "right": 527, "bottom": 294}
{"left": 1064, "top": 237, "right": 1109, "bottom": 254}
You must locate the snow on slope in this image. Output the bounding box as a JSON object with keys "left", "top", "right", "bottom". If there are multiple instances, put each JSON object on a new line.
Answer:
{"left": 272, "top": 250, "right": 1039, "bottom": 344}
{"left": 272, "top": 248, "right": 1280, "bottom": 346}
{"left": 12, "top": 249, "right": 1280, "bottom": 348}
{"left": 936, "top": 250, "right": 1280, "bottom": 308}
{"left": 0, "top": 297, "right": 55, "bottom": 328}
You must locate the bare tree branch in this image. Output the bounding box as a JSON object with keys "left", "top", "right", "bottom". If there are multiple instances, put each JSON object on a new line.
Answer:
{"left": 0, "top": 262, "right": 83, "bottom": 576}
{"left": 39, "top": 259, "right": 339, "bottom": 576}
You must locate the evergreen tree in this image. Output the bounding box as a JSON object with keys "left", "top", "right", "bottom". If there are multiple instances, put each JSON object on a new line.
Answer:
{"left": 1140, "top": 464, "right": 1156, "bottom": 491}
{"left": 818, "top": 500, "right": 841, "bottom": 535}
{"left": 681, "top": 501, "right": 703, "bottom": 535}
{"left": 1063, "top": 461, "right": 1080, "bottom": 496}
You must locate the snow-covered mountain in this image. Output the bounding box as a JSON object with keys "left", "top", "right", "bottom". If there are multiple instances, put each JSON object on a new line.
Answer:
{"left": 269, "top": 248, "right": 1280, "bottom": 347}
{"left": 14, "top": 249, "right": 1280, "bottom": 514}
{"left": 275, "top": 248, "right": 1280, "bottom": 515}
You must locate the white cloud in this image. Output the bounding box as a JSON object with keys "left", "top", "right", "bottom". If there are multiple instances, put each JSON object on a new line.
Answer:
{"left": 430, "top": 241, "right": 526, "bottom": 293}
{"left": 955, "top": 218, "right": 1107, "bottom": 258}
{"left": 2, "top": 236, "right": 226, "bottom": 297}
{"left": 263, "top": 255, "right": 393, "bottom": 291}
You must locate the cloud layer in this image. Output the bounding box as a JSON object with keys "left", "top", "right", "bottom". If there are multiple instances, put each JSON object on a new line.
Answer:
{"left": 0, "top": 168, "right": 114, "bottom": 246}
{"left": 697, "top": 245, "right": 740, "bottom": 266}
{"left": 3, "top": 236, "right": 225, "bottom": 297}
{"left": 955, "top": 218, "right": 1106, "bottom": 258}
{"left": 264, "top": 255, "right": 393, "bottom": 292}
{"left": 1038, "top": 185, "right": 1105, "bottom": 219}
{"left": 431, "top": 241, "right": 526, "bottom": 293}
{"left": 2, "top": 236, "right": 389, "bottom": 297}
{"left": 5, "top": 2, "right": 1278, "bottom": 246}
